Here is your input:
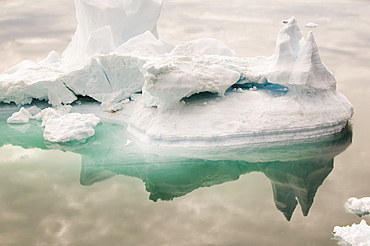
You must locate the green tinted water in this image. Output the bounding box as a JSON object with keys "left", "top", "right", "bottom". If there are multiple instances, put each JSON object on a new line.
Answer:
{"left": 1, "top": 0, "right": 370, "bottom": 245}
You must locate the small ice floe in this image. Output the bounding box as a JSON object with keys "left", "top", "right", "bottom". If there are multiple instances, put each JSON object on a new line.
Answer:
{"left": 7, "top": 107, "right": 31, "bottom": 124}
{"left": 282, "top": 19, "right": 289, "bottom": 24}
{"left": 123, "top": 139, "right": 132, "bottom": 147}
{"left": 345, "top": 197, "right": 370, "bottom": 217}
{"left": 7, "top": 106, "right": 42, "bottom": 124}
{"left": 333, "top": 220, "right": 370, "bottom": 246}
{"left": 236, "top": 88, "right": 244, "bottom": 93}
{"left": 43, "top": 112, "right": 100, "bottom": 143}
{"left": 305, "top": 22, "right": 318, "bottom": 28}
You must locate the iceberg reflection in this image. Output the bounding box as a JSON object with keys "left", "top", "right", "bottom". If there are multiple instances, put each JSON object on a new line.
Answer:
{"left": 0, "top": 117, "right": 352, "bottom": 220}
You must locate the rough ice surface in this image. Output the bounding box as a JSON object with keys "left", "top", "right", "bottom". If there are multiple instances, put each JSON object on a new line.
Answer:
{"left": 0, "top": 1, "right": 353, "bottom": 145}
{"left": 346, "top": 197, "right": 370, "bottom": 217}
{"left": 7, "top": 106, "right": 100, "bottom": 142}
{"left": 7, "top": 106, "right": 42, "bottom": 124}
{"left": 333, "top": 220, "right": 370, "bottom": 246}
{"left": 7, "top": 107, "right": 31, "bottom": 124}
{"left": 43, "top": 112, "right": 100, "bottom": 143}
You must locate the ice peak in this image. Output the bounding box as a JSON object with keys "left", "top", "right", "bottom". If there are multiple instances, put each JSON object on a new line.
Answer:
{"left": 286, "top": 16, "right": 297, "bottom": 25}
{"left": 267, "top": 19, "right": 337, "bottom": 92}
{"left": 62, "top": 0, "right": 163, "bottom": 61}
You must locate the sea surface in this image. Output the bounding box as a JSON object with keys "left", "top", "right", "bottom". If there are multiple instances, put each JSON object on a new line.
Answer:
{"left": 0, "top": 0, "right": 369, "bottom": 245}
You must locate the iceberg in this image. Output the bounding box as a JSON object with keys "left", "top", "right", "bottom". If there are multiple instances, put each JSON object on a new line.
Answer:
{"left": 0, "top": 0, "right": 353, "bottom": 145}
{"left": 333, "top": 220, "right": 370, "bottom": 246}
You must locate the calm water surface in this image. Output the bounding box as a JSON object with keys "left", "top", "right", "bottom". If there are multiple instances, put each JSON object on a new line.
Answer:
{"left": 0, "top": 0, "right": 370, "bottom": 245}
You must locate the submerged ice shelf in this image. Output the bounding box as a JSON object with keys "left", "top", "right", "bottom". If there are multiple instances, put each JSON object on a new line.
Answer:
{"left": 0, "top": 0, "right": 353, "bottom": 145}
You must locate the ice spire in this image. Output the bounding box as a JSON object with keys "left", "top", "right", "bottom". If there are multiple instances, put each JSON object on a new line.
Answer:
{"left": 62, "top": 0, "right": 126, "bottom": 60}
{"left": 267, "top": 17, "right": 304, "bottom": 84}
{"left": 267, "top": 18, "right": 336, "bottom": 92}
{"left": 62, "top": 0, "right": 163, "bottom": 61}
{"left": 290, "top": 31, "right": 336, "bottom": 90}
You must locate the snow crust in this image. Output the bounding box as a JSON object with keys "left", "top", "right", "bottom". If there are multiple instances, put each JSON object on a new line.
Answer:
{"left": 0, "top": 0, "right": 353, "bottom": 145}
{"left": 333, "top": 220, "right": 370, "bottom": 246}
{"left": 346, "top": 197, "right": 370, "bottom": 217}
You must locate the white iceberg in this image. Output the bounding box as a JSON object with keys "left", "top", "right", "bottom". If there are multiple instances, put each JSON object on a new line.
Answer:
{"left": 128, "top": 18, "right": 353, "bottom": 147}
{"left": 0, "top": 0, "right": 353, "bottom": 146}
{"left": 346, "top": 197, "right": 370, "bottom": 217}
{"left": 333, "top": 220, "right": 370, "bottom": 246}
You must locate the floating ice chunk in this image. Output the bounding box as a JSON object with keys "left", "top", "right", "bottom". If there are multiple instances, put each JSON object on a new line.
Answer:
{"left": 123, "top": 139, "right": 132, "bottom": 146}
{"left": 305, "top": 22, "right": 318, "bottom": 28}
{"left": 35, "top": 106, "right": 72, "bottom": 126}
{"left": 7, "top": 107, "right": 31, "bottom": 124}
{"left": 7, "top": 106, "right": 41, "bottom": 124}
{"left": 346, "top": 197, "right": 370, "bottom": 217}
{"left": 43, "top": 113, "right": 100, "bottom": 142}
{"left": 333, "top": 220, "right": 370, "bottom": 246}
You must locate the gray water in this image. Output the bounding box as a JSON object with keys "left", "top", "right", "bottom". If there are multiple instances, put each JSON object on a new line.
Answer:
{"left": 0, "top": 0, "right": 370, "bottom": 245}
